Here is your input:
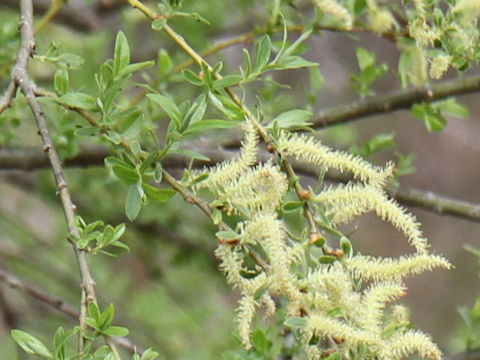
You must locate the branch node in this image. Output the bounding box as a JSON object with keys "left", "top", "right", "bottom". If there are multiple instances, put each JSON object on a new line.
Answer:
{"left": 185, "top": 196, "right": 195, "bottom": 204}
{"left": 42, "top": 144, "right": 50, "bottom": 153}
{"left": 425, "top": 88, "right": 434, "bottom": 100}
{"left": 56, "top": 182, "right": 67, "bottom": 195}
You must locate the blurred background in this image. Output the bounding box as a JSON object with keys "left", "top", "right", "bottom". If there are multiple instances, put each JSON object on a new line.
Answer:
{"left": 0, "top": 0, "right": 479, "bottom": 358}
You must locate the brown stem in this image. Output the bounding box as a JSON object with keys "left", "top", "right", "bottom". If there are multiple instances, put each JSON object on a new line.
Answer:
{"left": 0, "top": 266, "right": 142, "bottom": 355}
{"left": 313, "top": 76, "right": 480, "bottom": 128}
{"left": 10, "top": 0, "right": 97, "bottom": 353}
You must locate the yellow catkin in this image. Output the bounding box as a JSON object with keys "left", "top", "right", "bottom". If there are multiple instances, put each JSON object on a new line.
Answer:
{"left": 381, "top": 330, "right": 442, "bottom": 360}
{"left": 452, "top": 0, "right": 480, "bottom": 17}
{"left": 277, "top": 132, "right": 394, "bottom": 188}
{"left": 429, "top": 54, "right": 452, "bottom": 79}
{"left": 368, "top": 8, "right": 396, "bottom": 34}
{"left": 346, "top": 253, "right": 452, "bottom": 282}
{"left": 314, "top": 183, "right": 428, "bottom": 252}
{"left": 194, "top": 120, "right": 258, "bottom": 190}
{"left": 312, "top": 0, "right": 353, "bottom": 29}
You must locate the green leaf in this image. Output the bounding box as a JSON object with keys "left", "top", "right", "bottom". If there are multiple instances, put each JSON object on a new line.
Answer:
{"left": 353, "top": 0, "right": 367, "bottom": 15}
{"left": 276, "top": 55, "right": 317, "bottom": 69}
{"left": 281, "top": 201, "right": 303, "bottom": 213}
{"left": 340, "top": 236, "right": 352, "bottom": 256}
{"left": 140, "top": 348, "right": 160, "bottom": 360}
{"left": 309, "top": 67, "right": 324, "bottom": 93}
{"left": 318, "top": 255, "right": 337, "bottom": 264}
{"left": 242, "top": 48, "right": 251, "bottom": 78}
{"left": 284, "top": 317, "right": 307, "bottom": 329}
{"left": 54, "top": 68, "right": 69, "bottom": 96}
{"left": 212, "top": 208, "right": 222, "bottom": 225}
{"left": 189, "top": 93, "right": 208, "bottom": 124}
{"left": 88, "top": 302, "right": 100, "bottom": 321}
{"left": 182, "top": 69, "right": 204, "bottom": 86}
{"left": 411, "top": 103, "right": 426, "bottom": 120}
{"left": 142, "top": 183, "right": 176, "bottom": 203}
{"left": 113, "top": 31, "right": 130, "bottom": 76}
{"left": 327, "top": 307, "right": 344, "bottom": 317}
{"left": 324, "top": 352, "right": 342, "bottom": 360}
{"left": 98, "top": 304, "right": 115, "bottom": 330}
{"left": 212, "top": 75, "right": 243, "bottom": 90}
{"left": 11, "top": 330, "right": 53, "bottom": 359}
{"left": 424, "top": 113, "right": 447, "bottom": 132}
{"left": 58, "top": 92, "right": 97, "bottom": 110}
{"left": 281, "top": 30, "right": 312, "bottom": 58}
{"left": 366, "top": 133, "right": 395, "bottom": 155}
{"left": 154, "top": 162, "right": 163, "bottom": 183}
{"left": 57, "top": 53, "right": 85, "bottom": 70}
{"left": 251, "top": 329, "right": 269, "bottom": 354}
{"left": 254, "top": 35, "right": 272, "bottom": 72}
{"left": 356, "top": 47, "right": 376, "bottom": 71}
{"left": 183, "top": 119, "right": 238, "bottom": 136}
{"left": 151, "top": 18, "right": 167, "bottom": 31}
{"left": 112, "top": 164, "right": 139, "bottom": 185}
{"left": 147, "top": 93, "right": 181, "bottom": 128}
{"left": 102, "top": 326, "right": 129, "bottom": 337}
{"left": 187, "top": 172, "right": 208, "bottom": 187}
{"left": 398, "top": 50, "right": 411, "bottom": 89}
{"left": 268, "top": 109, "right": 312, "bottom": 130}
{"left": 158, "top": 49, "right": 172, "bottom": 76}
{"left": 120, "top": 60, "right": 154, "bottom": 77}
{"left": 126, "top": 184, "right": 142, "bottom": 221}
{"left": 215, "top": 230, "right": 238, "bottom": 241}
{"left": 436, "top": 99, "right": 469, "bottom": 118}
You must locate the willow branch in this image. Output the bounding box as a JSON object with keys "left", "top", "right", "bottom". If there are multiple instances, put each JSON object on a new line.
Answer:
{"left": 0, "top": 82, "right": 17, "bottom": 115}
{"left": 0, "top": 266, "right": 79, "bottom": 318}
{"left": 3, "top": 143, "right": 480, "bottom": 224}
{"left": 10, "top": 0, "right": 100, "bottom": 353}
{"left": 0, "top": 266, "right": 142, "bottom": 355}
{"left": 313, "top": 75, "right": 480, "bottom": 128}
{"left": 0, "top": 145, "right": 108, "bottom": 170}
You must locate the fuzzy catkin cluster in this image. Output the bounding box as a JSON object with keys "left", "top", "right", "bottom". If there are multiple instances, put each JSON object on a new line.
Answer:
{"left": 311, "top": 0, "right": 480, "bottom": 83}
{"left": 189, "top": 122, "right": 450, "bottom": 359}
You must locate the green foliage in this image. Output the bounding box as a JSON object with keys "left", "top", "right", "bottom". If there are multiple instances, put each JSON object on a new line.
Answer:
{"left": 350, "top": 47, "right": 388, "bottom": 97}
{"left": 2, "top": 0, "right": 480, "bottom": 359}
{"left": 411, "top": 98, "right": 469, "bottom": 132}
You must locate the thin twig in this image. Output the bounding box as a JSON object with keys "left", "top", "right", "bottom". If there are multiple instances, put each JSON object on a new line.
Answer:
{"left": 0, "top": 82, "right": 17, "bottom": 115}
{"left": 0, "top": 267, "right": 79, "bottom": 318}
{"left": 313, "top": 75, "right": 480, "bottom": 128}
{"left": 0, "top": 266, "right": 142, "bottom": 355}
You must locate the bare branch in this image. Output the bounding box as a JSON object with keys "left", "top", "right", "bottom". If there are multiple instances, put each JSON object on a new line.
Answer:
{"left": 0, "top": 82, "right": 17, "bottom": 116}
{"left": 2, "top": 144, "right": 480, "bottom": 224}
{"left": 313, "top": 75, "right": 480, "bottom": 128}
{"left": 0, "top": 266, "right": 142, "bottom": 355}
{"left": 0, "top": 267, "right": 79, "bottom": 318}
{"left": 10, "top": 0, "right": 98, "bottom": 352}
